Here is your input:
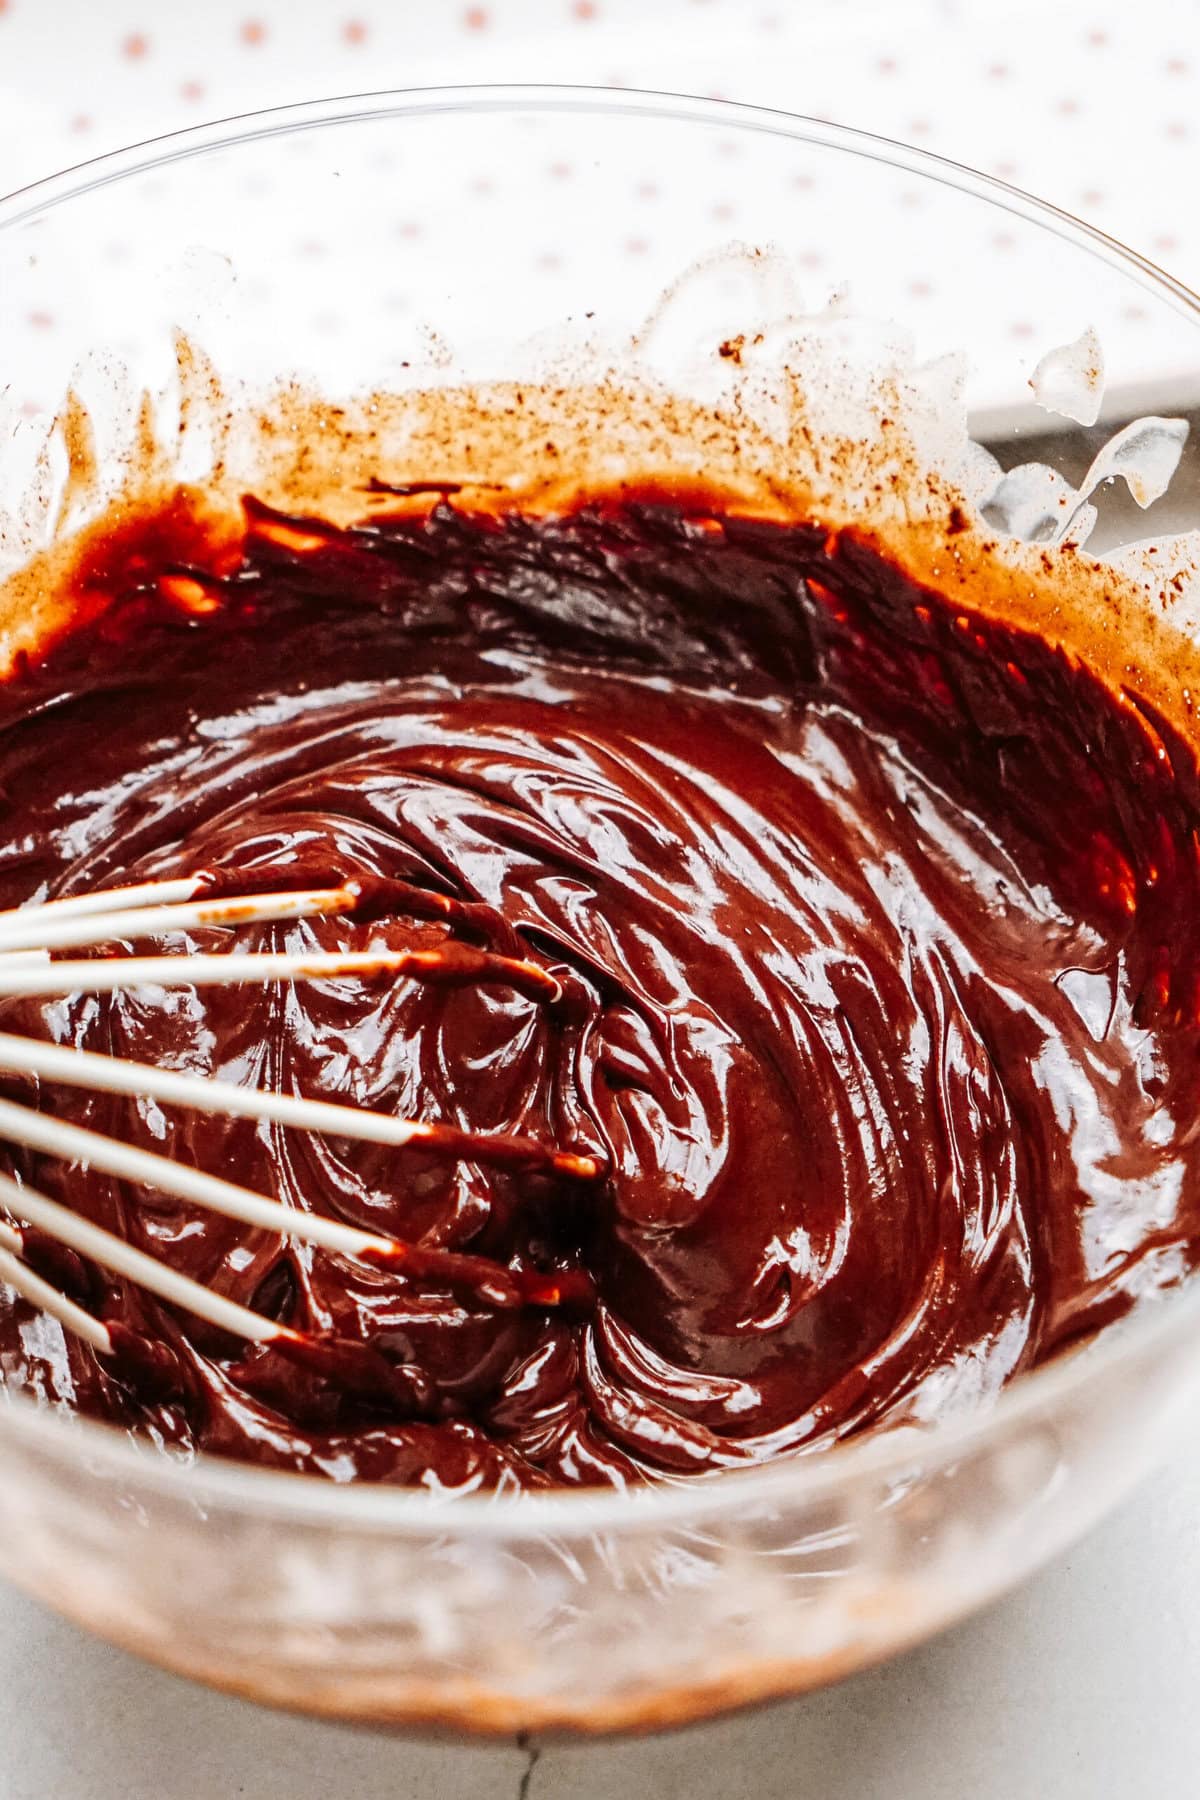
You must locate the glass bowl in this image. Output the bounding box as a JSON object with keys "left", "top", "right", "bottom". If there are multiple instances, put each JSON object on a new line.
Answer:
{"left": 1, "top": 85, "right": 1200, "bottom": 1738}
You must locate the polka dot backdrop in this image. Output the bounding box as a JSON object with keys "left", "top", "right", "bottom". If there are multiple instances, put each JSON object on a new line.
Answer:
{"left": 0, "top": 0, "right": 1198, "bottom": 432}
{"left": 0, "top": 0, "right": 1195, "bottom": 287}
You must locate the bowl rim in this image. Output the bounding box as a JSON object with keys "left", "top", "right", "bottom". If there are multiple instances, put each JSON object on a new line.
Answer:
{"left": 2, "top": 80, "right": 1200, "bottom": 1537}
{"left": 3, "top": 79, "right": 1200, "bottom": 319}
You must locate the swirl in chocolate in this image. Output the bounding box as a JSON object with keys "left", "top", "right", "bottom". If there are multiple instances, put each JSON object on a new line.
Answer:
{"left": 0, "top": 491, "right": 1197, "bottom": 1491}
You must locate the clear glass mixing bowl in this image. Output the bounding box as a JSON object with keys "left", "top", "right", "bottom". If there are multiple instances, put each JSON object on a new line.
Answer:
{"left": 1, "top": 86, "right": 1200, "bottom": 1737}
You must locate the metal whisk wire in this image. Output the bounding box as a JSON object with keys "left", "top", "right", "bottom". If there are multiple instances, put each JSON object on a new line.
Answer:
{"left": 0, "top": 875, "right": 601, "bottom": 1388}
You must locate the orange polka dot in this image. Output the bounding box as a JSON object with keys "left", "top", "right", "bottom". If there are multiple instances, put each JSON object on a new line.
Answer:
{"left": 70, "top": 114, "right": 92, "bottom": 133}
{"left": 122, "top": 32, "right": 149, "bottom": 58}
{"left": 572, "top": 0, "right": 597, "bottom": 16}
{"left": 240, "top": 19, "right": 266, "bottom": 45}
{"left": 27, "top": 311, "right": 54, "bottom": 330}
{"left": 343, "top": 18, "right": 368, "bottom": 42}
{"left": 180, "top": 79, "right": 205, "bottom": 101}
{"left": 464, "top": 6, "right": 488, "bottom": 27}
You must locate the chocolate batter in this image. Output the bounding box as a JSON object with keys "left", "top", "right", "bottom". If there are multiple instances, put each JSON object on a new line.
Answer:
{"left": 0, "top": 489, "right": 1197, "bottom": 1490}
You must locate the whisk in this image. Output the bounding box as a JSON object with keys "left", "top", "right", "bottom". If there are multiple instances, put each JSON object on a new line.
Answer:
{"left": 0, "top": 872, "right": 603, "bottom": 1398}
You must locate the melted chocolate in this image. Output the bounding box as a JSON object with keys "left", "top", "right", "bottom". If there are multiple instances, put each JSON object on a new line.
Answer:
{"left": 0, "top": 492, "right": 1198, "bottom": 1491}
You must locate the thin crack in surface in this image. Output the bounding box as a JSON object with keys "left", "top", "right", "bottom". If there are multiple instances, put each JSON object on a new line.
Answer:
{"left": 515, "top": 1731, "right": 542, "bottom": 1800}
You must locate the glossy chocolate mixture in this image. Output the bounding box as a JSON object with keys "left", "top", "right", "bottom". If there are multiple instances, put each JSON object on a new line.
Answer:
{"left": 0, "top": 490, "right": 1198, "bottom": 1491}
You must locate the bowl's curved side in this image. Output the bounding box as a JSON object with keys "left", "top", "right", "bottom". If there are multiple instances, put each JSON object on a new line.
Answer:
{"left": 2, "top": 1285, "right": 1198, "bottom": 1734}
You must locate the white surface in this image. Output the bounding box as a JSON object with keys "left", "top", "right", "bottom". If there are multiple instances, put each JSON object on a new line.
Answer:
{"left": 1, "top": 5, "right": 1199, "bottom": 1794}
{"left": 0, "top": 1433, "right": 1197, "bottom": 1797}
{"left": 2, "top": 0, "right": 1200, "bottom": 391}
{"left": 2, "top": 0, "right": 1200, "bottom": 300}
